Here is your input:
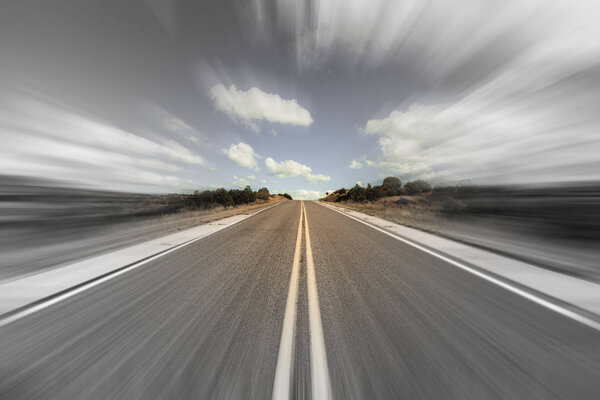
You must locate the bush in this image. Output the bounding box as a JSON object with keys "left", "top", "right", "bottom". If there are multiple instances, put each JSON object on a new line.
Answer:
{"left": 376, "top": 185, "right": 396, "bottom": 197}
{"left": 334, "top": 188, "right": 348, "bottom": 202}
{"left": 383, "top": 176, "right": 402, "bottom": 191}
{"left": 364, "top": 184, "right": 381, "bottom": 201}
{"left": 347, "top": 184, "right": 366, "bottom": 202}
{"left": 257, "top": 187, "right": 270, "bottom": 200}
{"left": 228, "top": 186, "right": 257, "bottom": 205}
{"left": 280, "top": 193, "right": 293, "bottom": 200}
{"left": 214, "top": 188, "right": 234, "bottom": 207}
{"left": 404, "top": 179, "right": 432, "bottom": 194}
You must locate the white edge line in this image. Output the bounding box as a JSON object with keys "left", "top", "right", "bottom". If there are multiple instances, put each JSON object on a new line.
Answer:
{"left": 304, "top": 202, "right": 334, "bottom": 400}
{"left": 0, "top": 201, "right": 284, "bottom": 328}
{"left": 271, "top": 201, "right": 304, "bottom": 400}
{"left": 316, "top": 201, "right": 600, "bottom": 332}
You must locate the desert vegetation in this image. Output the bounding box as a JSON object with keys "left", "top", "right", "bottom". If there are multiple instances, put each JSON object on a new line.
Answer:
{"left": 0, "top": 176, "right": 293, "bottom": 232}
{"left": 322, "top": 176, "right": 433, "bottom": 203}
{"left": 153, "top": 186, "right": 292, "bottom": 215}
{"left": 0, "top": 176, "right": 293, "bottom": 280}
{"left": 321, "top": 177, "right": 600, "bottom": 281}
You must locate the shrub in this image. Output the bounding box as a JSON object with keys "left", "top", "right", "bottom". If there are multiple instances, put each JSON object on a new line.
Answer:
{"left": 364, "top": 183, "right": 381, "bottom": 201}
{"left": 257, "top": 187, "right": 270, "bottom": 200}
{"left": 214, "top": 188, "right": 234, "bottom": 207}
{"left": 383, "top": 176, "right": 402, "bottom": 191}
{"left": 404, "top": 179, "right": 432, "bottom": 194}
{"left": 347, "top": 184, "right": 366, "bottom": 202}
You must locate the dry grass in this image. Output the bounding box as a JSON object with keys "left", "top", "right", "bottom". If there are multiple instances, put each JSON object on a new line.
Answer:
{"left": 322, "top": 194, "right": 458, "bottom": 234}
{"left": 322, "top": 194, "right": 600, "bottom": 281}
{"left": 144, "top": 195, "right": 289, "bottom": 232}
{"left": 0, "top": 196, "right": 291, "bottom": 281}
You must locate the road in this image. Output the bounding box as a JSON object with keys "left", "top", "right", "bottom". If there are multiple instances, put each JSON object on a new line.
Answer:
{"left": 0, "top": 200, "right": 599, "bottom": 399}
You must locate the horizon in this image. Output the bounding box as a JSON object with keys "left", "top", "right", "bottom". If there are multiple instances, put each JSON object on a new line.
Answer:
{"left": 1, "top": 1, "right": 599, "bottom": 200}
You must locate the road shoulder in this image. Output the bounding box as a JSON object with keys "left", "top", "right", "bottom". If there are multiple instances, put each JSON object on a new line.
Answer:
{"left": 0, "top": 202, "right": 283, "bottom": 318}
{"left": 317, "top": 201, "right": 600, "bottom": 328}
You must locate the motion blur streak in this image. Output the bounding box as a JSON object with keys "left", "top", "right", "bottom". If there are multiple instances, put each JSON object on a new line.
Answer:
{"left": 1, "top": 0, "right": 600, "bottom": 399}
{"left": 1, "top": 201, "right": 600, "bottom": 399}
{"left": 319, "top": 201, "right": 600, "bottom": 332}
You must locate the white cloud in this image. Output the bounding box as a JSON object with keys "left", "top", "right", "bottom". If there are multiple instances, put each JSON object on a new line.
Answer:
{"left": 265, "top": 157, "right": 311, "bottom": 177}
{"left": 244, "top": 1, "right": 600, "bottom": 185}
{"left": 163, "top": 116, "right": 193, "bottom": 133}
{"left": 223, "top": 142, "right": 259, "bottom": 170}
{"left": 249, "top": 0, "right": 600, "bottom": 80}
{"left": 232, "top": 174, "right": 257, "bottom": 187}
{"left": 306, "top": 173, "right": 331, "bottom": 183}
{"left": 144, "top": 103, "right": 208, "bottom": 146}
{"left": 0, "top": 95, "right": 204, "bottom": 193}
{"left": 162, "top": 140, "right": 204, "bottom": 164}
{"left": 264, "top": 157, "right": 330, "bottom": 183}
{"left": 209, "top": 84, "right": 313, "bottom": 130}
{"left": 364, "top": 84, "right": 600, "bottom": 183}
{"left": 349, "top": 159, "right": 363, "bottom": 169}
{"left": 233, "top": 179, "right": 249, "bottom": 187}
{"left": 288, "top": 189, "right": 325, "bottom": 200}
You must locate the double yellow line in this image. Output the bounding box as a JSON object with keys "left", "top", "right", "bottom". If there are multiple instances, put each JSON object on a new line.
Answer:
{"left": 272, "top": 201, "right": 333, "bottom": 400}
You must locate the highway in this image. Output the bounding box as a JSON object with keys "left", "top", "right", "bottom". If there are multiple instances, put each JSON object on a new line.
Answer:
{"left": 0, "top": 200, "right": 599, "bottom": 399}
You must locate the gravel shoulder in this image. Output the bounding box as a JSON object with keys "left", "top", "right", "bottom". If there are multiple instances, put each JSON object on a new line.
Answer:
{"left": 322, "top": 196, "right": 600, "bottom": 283}
{"left": 0, "top": 197, "right": 288, "bottom": 282}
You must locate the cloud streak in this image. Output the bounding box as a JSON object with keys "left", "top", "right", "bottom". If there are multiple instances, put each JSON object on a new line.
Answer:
{"left": 0, "top": 95, "right": 203, "bottom": 192}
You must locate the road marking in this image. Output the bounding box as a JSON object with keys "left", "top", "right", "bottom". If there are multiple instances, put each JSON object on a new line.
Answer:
{"left": 272, "top": 201, "right": 304, "bottom": 400}
{"left": 0, "top": 201, "right": 284, "bottom": 328}
{"left": 318, "top": 202, "right": 600, "bottom": 332}
{"left": 303, "top": 202, "right": 334, "bottom": 400}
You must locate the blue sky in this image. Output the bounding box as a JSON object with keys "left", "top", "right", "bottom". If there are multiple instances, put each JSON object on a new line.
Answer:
{"left": 1, "top": 1, "right": 599, "bottom": 199}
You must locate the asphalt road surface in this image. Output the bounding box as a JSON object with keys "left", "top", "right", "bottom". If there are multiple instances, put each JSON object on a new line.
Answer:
{"left": 1, "top": 200, "right": 599, "bottom": 399}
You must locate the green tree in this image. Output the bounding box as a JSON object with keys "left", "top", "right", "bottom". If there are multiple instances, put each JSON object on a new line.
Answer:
{"left": 257, "top": 187, "right": 270, "bottom": 200}
{"left": 347, "top": 184, "right": 366, "bottom": 202}
{"left": 214, "top": 188, "right": 234, "bottom": 206}
{"left": 404, "top": 179, "right": 432, "bottom": 194}
{"left": 383, "top": 176, "right": 402, "bottom": 194}
{"left": 364, "top": 183, "right": 381, "bottom": 201}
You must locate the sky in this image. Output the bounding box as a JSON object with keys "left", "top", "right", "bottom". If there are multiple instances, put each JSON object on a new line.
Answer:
{"left": 1, "top": 0, "right": 599, "bottom": 199}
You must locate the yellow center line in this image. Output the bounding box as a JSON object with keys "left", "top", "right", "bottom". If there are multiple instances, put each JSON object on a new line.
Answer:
{"left": 272, "top": 201, "right": 333, "bottom": 399}
{"left": 303, "top": 201, "right": 333, "bottom": 400}
{"left": 272, "top": 201, "right": 304, "bottom": 400}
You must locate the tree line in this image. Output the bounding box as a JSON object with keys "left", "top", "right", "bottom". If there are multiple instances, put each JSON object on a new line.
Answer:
{"left": 182, "top": 186, "right": 292, "bottom": 209}
{"left": 328, "top": 176, "right": 432, "bottom": 202}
